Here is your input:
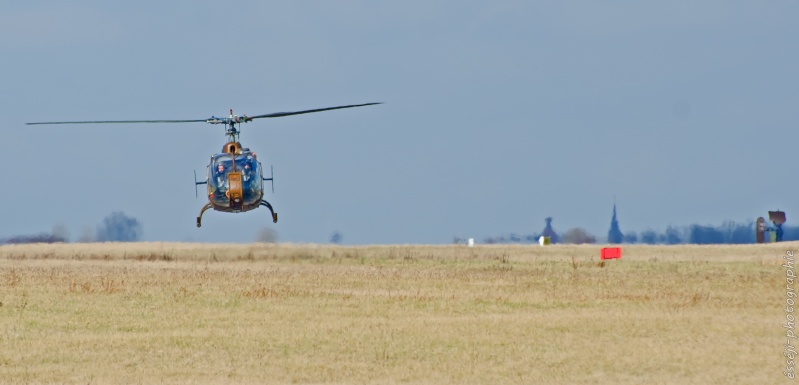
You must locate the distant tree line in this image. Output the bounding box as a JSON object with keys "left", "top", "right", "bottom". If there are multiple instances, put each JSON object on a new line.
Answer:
{"left": 627, "top": 221, "right": 799, "bottom": 245}
{"left": 0, "top": 211, "right": 142, "bottom": 244}
{"left": 2, "top": 233, "right": 68, "bottom": 244}
{"left": 456, "top": 220, "right": 799, "bottom": 245}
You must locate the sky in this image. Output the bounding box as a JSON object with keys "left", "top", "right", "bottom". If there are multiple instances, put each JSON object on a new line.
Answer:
{"left": 1, "top": 1, "right": 797, "bottom": 244}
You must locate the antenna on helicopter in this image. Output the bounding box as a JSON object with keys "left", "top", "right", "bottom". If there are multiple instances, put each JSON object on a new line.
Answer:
{"left": 263, "top": 165, "right": 275, "bottom": 194}
{"left": 194, "top": 170, "right": 207, "bottom": 198}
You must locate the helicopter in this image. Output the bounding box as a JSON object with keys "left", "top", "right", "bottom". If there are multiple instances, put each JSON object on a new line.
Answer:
{"left": 26, "top": 102, "right": 381, "bottom": 227}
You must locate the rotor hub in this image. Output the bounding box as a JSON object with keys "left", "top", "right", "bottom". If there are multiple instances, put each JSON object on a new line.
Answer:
{"left": 225, "top": 123, "right": 240, "bottom": 142}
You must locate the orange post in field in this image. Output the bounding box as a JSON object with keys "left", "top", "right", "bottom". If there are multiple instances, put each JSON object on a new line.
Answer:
{"left": 601, "top": 247, "right": 622, "bottom": 260}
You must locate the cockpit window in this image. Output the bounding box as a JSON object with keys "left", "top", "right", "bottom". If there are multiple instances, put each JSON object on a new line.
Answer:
{"left": 240, "top": 154, "right": 261, "bottom": 193}
{"left": 212, "top": 154, "right": 256, "bottom": 171}
{"left": 209, "top": 154, "right": 262, "bottom": 197}
{"left": 209, "top": 155, "right": 230, "bottom": 193}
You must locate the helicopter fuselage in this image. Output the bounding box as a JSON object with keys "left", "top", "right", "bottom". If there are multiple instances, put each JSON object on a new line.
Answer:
{"left": 206, "top": 143, "right": 263, "bottom": 213}
{"left": 195, "top": 141, "right": 277, "bottom": 227}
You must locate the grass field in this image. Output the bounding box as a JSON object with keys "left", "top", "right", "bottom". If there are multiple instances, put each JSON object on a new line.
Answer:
{"left": 0, "top": 242, "right": 791, "bottom": 384}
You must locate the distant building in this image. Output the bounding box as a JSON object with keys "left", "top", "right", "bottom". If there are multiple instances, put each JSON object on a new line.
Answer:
{"left": 540, "top": 217, "right": 560, "bottom": 244}
{"left": 607, "top": 203, "right": 624, "bottom": 244}
{"left": 770, "top": 210, "right": 786, "bottom": 242}
{"left": 756, "top": 217, "right": 766, "bottom": 243}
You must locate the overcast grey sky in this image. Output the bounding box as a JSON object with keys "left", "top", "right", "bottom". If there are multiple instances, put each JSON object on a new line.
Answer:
{"left": 1, "top": 1, "right": 797, "bottom": 244}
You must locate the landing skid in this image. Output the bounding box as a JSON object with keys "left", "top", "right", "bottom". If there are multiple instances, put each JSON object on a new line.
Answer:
{"left": 260, "top": 200, "right": 278, "bottom": 223}
{"left": 196, "top": 203, "right": 213, "bottom": 228}
{"left": 196, "top": 201, "right": 277, "bottom": 227}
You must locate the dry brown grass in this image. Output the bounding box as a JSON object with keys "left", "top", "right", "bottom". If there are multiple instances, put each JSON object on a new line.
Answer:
{"left": 0, "top": 242, "right": 791, "bottom": 384}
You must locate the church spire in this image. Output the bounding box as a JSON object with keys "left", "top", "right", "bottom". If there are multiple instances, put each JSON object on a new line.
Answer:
{"left": 608, "top": 203, "right": 624, "bottom": 244}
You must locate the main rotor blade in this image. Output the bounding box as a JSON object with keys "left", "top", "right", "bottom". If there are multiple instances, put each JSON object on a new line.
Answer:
{"left": 246, "top": 102, "right": 382, "bottom": 120}
{"left": 26, "top": 119, "right": 206, "bottom": 125}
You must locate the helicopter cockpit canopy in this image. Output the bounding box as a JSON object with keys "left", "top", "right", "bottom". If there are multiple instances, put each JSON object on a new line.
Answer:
{"left": 208, "top": 153, "right": 263, "bottom": 206}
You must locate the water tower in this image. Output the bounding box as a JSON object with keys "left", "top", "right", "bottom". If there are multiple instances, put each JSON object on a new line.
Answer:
{"left": 757, "top": 210, "right": 786, "bottom": 243}
{"left": 770, "top": 210, "right": 786, "bottom": 242}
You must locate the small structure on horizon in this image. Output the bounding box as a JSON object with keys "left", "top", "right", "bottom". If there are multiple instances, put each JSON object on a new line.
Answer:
{"left": 757, "top": 211, "right": 786, "bottom": 243}
{"left": 607, "top": 203, "right": 624, "bottom": 244}
{"left": 756, "top": 217, "right": 766, "bottom": 243}
{"left": 540, "top": 217, "right": 560, "bottom": 244}
{"left": 770, "top": 210, "right": 786, "bottom": 242}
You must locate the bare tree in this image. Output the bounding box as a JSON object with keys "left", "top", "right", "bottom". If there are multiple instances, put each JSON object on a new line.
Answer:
{"left": 77, "top": 226, "right": 96, "bottom": 243}
{"left": 255, "top": 227, "right": 279, "bottom": 243}
{"left": 561, "top": 228, "right": 597, "bottom": 244}
{"left": 52, "top": 223, "right": 70, "bottom": 243}
{"left": 96, "top": 211, "right": 142, "bottom": 242}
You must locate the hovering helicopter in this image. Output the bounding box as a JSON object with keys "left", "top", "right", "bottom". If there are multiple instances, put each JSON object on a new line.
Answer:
{"left": 26, "top": 102, "right": 381, "bottom": 227}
